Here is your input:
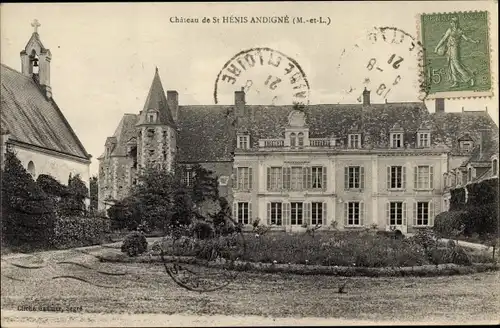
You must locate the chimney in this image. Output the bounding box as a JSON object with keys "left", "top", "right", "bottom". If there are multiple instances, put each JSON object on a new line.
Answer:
{"left": 435, "top": 98, "right": 445, "bottom": 113}
{"left": 362, "top": 88, "right": 370, "bottom": 106}
{"left": 462, "top": 106, "right": 465, "bottom": 112}
{"left": 167, "top": 90, "right": 179, "bottom": 122}
{"left": 235, "top": 87, "right": 246, "bottom": 117}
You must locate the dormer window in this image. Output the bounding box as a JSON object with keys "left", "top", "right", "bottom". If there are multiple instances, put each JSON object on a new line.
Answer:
{"left": 461, "top": 141, "right": 472, "bottom": 152}
{"left": 147, "top": 111, "right": 158, "bottom": 123}
{"left": 390, "top": 133, "right": 403, "bottom": 148}
{"left": 418, "top": 132, "right": 430, "bottom": 148}
{"left": 458, "top": 133, "right": 474, "bottom": 152}
{"left": 105, "top": 147, "right": 111, "bottom": 158}
{"left": 290, "top": 133, "right": 297, "bottom": 147}
{"left": 238, "top": 135, "right": 250, "bottom": 149}
{"left": 298, "top": 132, "right": 304, "bottom": 147}
{"left": 348, "top": 134, "right": 361, "bottom": 149}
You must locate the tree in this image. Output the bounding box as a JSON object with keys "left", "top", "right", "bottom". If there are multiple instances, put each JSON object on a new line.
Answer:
{"left": 189, "top": 164, "right": 220, "bottom": 206}
{"left": 58, "top": 174, "right": 88, "bottom": 216}
{"left": 89, "top": 176, "right": 98, "bottom": 214}
{"left": 1, "top": 150, "right": 55, "bottom": 248}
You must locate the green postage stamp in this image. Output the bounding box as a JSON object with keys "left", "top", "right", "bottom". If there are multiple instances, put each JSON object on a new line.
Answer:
{"left": 419, "top": 11, "right": 492, "bottom": 98}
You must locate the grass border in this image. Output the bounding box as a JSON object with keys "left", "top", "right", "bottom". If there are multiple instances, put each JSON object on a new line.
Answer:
{"left": 99, "top": 253, "right": 499, "bottom": 278}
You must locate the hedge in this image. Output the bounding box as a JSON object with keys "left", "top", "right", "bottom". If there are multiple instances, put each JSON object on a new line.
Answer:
{"left": 51, "top": 216, "right": 112, "bottom": 249}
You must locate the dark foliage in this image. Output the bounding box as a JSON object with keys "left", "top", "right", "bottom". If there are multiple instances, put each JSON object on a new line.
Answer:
{"left": 89, "top": 176, "right": 98, "bottom": 214}
{"left": 121, "top": 231, "right": 148, "bottom": 257}
{"left": 1, "top": 150, "right": 55, "bottom": 248}
{"left": 450, "top": 188, "right": 466, "bottom": 211}
{"left": 191, "top": 221, "right": 214, "bottom": 240}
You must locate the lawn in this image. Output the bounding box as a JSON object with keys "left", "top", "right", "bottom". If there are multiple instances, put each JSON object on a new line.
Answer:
{"left": 1, "top": 246, "right": 499, "bottom": 323}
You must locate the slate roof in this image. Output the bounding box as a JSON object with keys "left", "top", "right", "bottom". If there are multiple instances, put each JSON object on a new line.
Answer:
{"left": 430, "top": 111, "right": 499, "bottom": 155}
{"left": 98, "top": 114, "right": 138, "bottom": 159}
{"left": 102, "top": 90, "right": 498, "bottom": 163}
{"left": 136, "top": 68, "right": 176, "bottom": 128}
{"left": 176, "top": 105, "right": 235, "bottom": 162}
{"left": 1, "top": 64, "right": 91, "bottom": 160}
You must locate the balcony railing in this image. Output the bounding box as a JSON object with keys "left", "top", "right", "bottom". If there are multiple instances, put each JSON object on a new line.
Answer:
{"left": 309, "top": 138, "right": 331, "bottom": 147}
{"left": 259, "top": 139, "right": 285, "bottom": 148}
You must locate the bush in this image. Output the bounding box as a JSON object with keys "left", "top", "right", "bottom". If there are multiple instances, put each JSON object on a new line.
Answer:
{"left": 51, "top": 216, "right": 111, "bottom": 249}
{"left": 190, "top": 221, "right": 214, "bottom": 240}
{"left": 121, "top": 231, "right": 148, "bottom": 257}
{"left": 1, "top": 150, "right": 56, "bottom": 249}
{"left": 434, "top": 211, "right": 467, "bottom": 238}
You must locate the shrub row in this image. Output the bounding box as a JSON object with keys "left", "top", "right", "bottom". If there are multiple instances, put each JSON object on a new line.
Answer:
{"left": 51, "top": 216, "right": 112, "bottom": 249}
{"left": 99, "top": 251, "right": 498, "bottom": 277}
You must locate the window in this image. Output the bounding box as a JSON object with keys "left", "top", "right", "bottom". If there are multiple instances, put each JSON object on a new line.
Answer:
{"left": 346, "top": 202, "right": 361, "bottom": 226}
{"left": 391, "top": 133, "right": 403, "bottom": 148}
{"left": 267, "top": 167, "right": 283, "bottom": 191}
{"left": 163, "top": 150, "right": 167, "bottom": 161}
{"left": 444, "top": 199, "right": 449, "bottom": 211}
{"left": 388, "top": 202, "right": 404, "bottom": 225}
{"left": 298, "top": 132, "right": 304, "bottom": 147}
{"left": 183, "top": 169, "right": 194, "bottom": 187}
{"left": 236, "top": 167, "right": 252, "bottom": 190}
{"left": 290, "top": 133, "right": 297, "bottom": 147}
{"left": 348, "top": 134, "right": 361, "bottom": 149}
{"left": 149, "top": 149, "right": 155, "bottom": 157}
{"left": 493, "top": 159, "right": 498, "bottom": 176}
{"left": 236, "top": 202, "right": 250, "bottom": 225}
{"left": 269, "top": 202, "right": 283, "bottom": 225}
{"left": 27, "top": 161, "right": 36, "bottom": 178}
{"left": 147, "top": 128, "right": 155, "bottom": 138}
{"left": 290, "top": 167, "right": 303, "bottom": 190}
{"left": 468, "top": 167, "right": 473, "bottom": 182}
{"left": 147, "top": 112, "right": 157, "bottom": 123}
{"left": 418, "top": 133, "right": 430, "bottom": 148}
{"left": 219, "top": 176, "right": 229, "bottom": 186}
{"left": 312, "top": 202, "right": 324, "bottom": 225}
{"left": 105, "top": 146, "right": 111, "bottom": 158}
{"left": 345, "top": 166, "right": 364, "bottom": 189}
{"left": 461, "top": 141, "right": 472, "bottom": 152}
{"left": 414, "top": 165, "right": 433, "bottom": 189}
{"left": 238, "top": 135, "right": 250, "bottom": 149}
{"left": 311, "top": 166, "right": 324, "bottom": 189}
{"left": 291, "top": 202, "right": 303, "bottom": 225}
{"left": 387, "top": 166, "right": 405, "bottom": 189}
{"left": 415, "top": 202, "right": 430, "bottom": 226}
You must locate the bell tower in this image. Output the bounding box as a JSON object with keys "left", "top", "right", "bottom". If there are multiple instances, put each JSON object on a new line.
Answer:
{"left": 20, "top": 19, "right": 52, "bottom": 99}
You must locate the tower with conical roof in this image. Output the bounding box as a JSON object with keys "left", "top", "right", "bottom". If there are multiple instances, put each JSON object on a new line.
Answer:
{"left": 136, "top": 67, "right": 177, "bottom": 172}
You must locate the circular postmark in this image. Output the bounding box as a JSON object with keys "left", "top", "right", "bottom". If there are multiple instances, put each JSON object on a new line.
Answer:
{"left": 336, "top": 27, "right": 430, "bottom": 104}
{"left": 157, "top": 216, "right": 247, "bottom": 293}
{"left": 214, "top": 47, "right": 310, "bottom": 105}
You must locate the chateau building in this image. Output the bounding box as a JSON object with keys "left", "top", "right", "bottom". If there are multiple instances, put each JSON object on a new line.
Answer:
{"left": 1, "top": 21, "right": 92, "bottom": 188}
{"left": 99, "top": 72, "right": 498, "bottom": 232}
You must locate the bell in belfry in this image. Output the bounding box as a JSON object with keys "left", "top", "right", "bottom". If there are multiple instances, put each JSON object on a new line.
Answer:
{"left": 32, "top": 58, "right": 39, "bottom": 67}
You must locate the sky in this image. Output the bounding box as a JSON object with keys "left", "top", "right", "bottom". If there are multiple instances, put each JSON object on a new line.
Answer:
{"left": 1, "top": 1, "right": 498, "bottom": 175}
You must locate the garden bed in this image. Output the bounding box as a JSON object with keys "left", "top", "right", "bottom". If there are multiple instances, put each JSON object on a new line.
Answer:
{"left": 99, "top": 230, "right": 498, "bottom": 277}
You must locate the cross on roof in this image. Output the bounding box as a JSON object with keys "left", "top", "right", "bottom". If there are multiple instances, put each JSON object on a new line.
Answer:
{"left": 31, "top": 19, "right": 40, "bottom": 33}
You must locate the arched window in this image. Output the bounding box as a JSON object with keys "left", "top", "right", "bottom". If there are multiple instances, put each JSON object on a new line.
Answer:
{"left": 290, "top": 133, "right": 296, "bottom": 147}
{"left": 27, "top": 161, "right": 36, "bottom": 178}
{"left": 493, "top": 159, "right": 498, "bottom": 176}
{"left": 30, "top": 50, "right": 39, "bottom": 74}
{"left": 298, "top": 132, "right": 304, "bottom": 147}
